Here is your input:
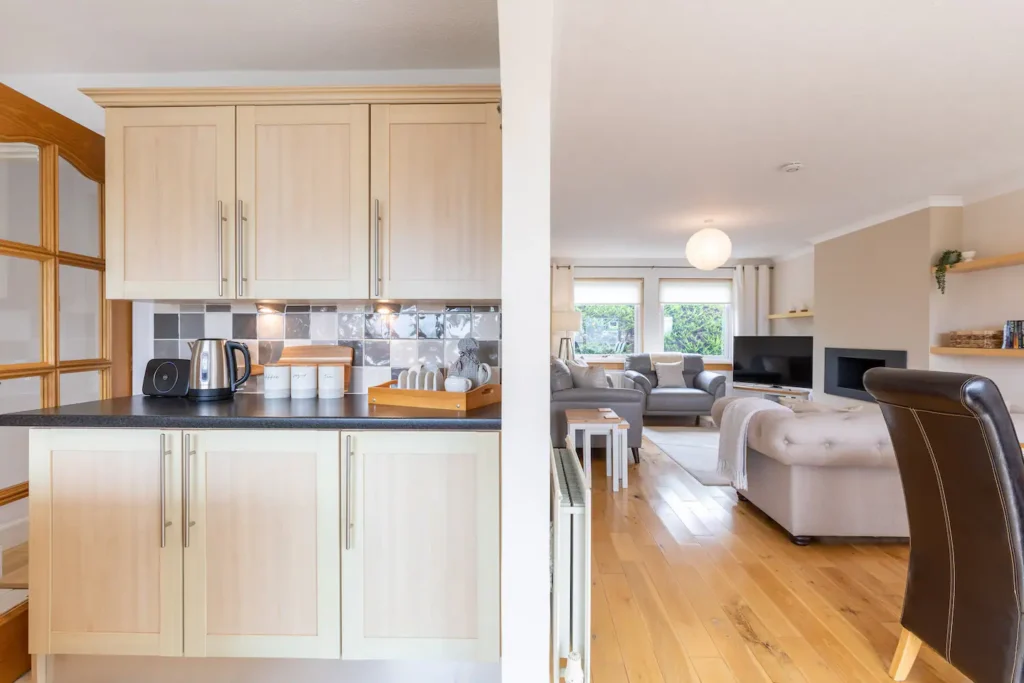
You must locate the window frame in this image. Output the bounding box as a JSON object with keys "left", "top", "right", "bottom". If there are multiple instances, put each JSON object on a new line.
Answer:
{"left": 658, "top": 278, "right": 733, "bottom": 361}
{"left": 572, "top": 278, "right": 644, "bottom": 359}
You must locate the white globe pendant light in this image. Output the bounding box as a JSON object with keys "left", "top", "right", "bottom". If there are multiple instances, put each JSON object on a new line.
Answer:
{"left": 685, "top": 223, "right": 732, "bottom": 270}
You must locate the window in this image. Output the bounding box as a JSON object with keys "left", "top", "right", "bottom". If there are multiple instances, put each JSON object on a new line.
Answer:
{"left": 659, "top": 279, "right": 732, "bottom": 357}
{"left": 573, "top": 279, "right": 642, "bottom": 355}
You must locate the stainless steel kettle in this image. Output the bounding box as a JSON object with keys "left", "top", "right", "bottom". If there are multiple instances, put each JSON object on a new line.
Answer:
{"left": 187, "top": 339, "right": 251, "bottom": 401}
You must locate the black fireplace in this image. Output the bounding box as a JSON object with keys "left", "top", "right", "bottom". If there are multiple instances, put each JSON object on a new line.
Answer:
{"left": 824, "top": 347, "right": 907, "bottom": 402}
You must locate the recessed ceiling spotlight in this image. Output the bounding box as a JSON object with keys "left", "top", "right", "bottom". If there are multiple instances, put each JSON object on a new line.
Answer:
{"left": 779, "top": 162, "right": 803, "bottom": 173}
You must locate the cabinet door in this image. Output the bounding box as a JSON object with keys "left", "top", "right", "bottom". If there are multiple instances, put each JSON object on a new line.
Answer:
{"left": 341, "top": 431, "right": 500, "bottom": 661}
{"left": 236, "top": 105, "right": 370, "bottom": 299}
{"left": 106, "top": 107, "right": 236, "bottom": 299}
{"left": 183, "top": 430, "right": 340, "bottom": 658}
{"left": 371, "top": 104, "right": 502, "bottom": 300}
{"left": 28, "top": 429, "right": 183, "bottom": 656}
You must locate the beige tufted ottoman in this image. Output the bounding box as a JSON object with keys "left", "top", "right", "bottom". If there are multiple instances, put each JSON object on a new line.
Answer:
{"left": 713, "top": 397, "right": 909, "bottom": 543}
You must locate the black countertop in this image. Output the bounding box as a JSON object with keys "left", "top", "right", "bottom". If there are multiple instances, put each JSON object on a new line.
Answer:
{"left": 0, "top": 394, "right": 501, "bottom": 430}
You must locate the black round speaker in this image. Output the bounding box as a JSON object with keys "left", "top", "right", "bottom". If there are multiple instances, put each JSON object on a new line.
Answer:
{"left": 152, "top": 361, "right": 180, "bottom": 394}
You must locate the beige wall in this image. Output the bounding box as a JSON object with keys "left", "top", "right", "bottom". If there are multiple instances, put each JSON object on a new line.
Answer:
{"left": 814, "top": 209, "right": 938, "bottom": 406}
{"left": 770, "top": 251, "right": 814, "bottom": 337}
{"left": 931, "top": 188, "right": 1024, "bottom": 408}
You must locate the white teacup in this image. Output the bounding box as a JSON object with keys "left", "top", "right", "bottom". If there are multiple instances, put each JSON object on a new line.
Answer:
{"left": 444, "top": 376, "right": 473, "bottom": 393}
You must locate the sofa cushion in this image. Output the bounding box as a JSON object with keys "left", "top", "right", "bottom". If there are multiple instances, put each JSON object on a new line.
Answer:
{"left": 647, "top": 387, "right": 715, "bottom": 412}
{"left": 552, "top": 387, "right": 645, "bottom": 404}
{"left": 747, "top": 407, "right": 897, "bottom": 468}
{"left": 550, "top": 357, "right": 573, "bottom": 393}
{"left": 569, "top": 363, "right": 608, "bottom": 389}
{"left": 654, "top": 361, "right": 686, "bottom": 388}
{"left": 680, "top": 354, "right": 704, "bottom": 388}
{"left": 623, "top": 355, "right": 658, "bottom": 388}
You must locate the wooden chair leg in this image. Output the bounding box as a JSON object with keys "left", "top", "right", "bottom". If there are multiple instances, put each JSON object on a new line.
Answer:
{"left": 889, "top": 628, "right": 922, "bottom": 681}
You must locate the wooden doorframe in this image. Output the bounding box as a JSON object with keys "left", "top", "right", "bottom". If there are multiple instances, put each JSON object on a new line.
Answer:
{"left": 0, "top": 83, "right": 132, "bottom": 400}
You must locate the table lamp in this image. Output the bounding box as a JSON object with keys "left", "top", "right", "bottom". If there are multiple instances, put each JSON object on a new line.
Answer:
{"left": 551, "top": 310, "right": 583, "bottom": 362}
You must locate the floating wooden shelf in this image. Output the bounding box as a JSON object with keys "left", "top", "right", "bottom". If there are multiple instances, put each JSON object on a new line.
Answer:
{"left": 930, "top": 346, "right": 1024, "bottom": 357}
{"left": 767, "top": 311, "right": 813, "bottom": 320}
{"left": 932, "top": 251, "right": 1024, "bottom": 275}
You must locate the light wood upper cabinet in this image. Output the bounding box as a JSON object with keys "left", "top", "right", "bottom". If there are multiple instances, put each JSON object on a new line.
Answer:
{"left": 371, "top": 104, "right": 502, "bottom": 300}
{"left": 183, "top": 430, "right": 340, "bottom": 659}
{"left": 105, "top": 107, "right": 236, "bottom": 299}
{"left": 341, "top": 430, "right": 500, "bottom": 661}
{"left": 236, "top": 105, "right": 370, "bottom": 299}
{"left": 29, "top": 429, "right": 183, "bottom": 656}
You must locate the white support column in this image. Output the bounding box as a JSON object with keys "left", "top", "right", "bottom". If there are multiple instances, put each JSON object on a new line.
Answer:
{"left": 498, "top": 0, "right": 555, "bottom": 679}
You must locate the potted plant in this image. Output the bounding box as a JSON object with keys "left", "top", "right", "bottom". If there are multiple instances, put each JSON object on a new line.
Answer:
{"left": 934, "top": 249, "right": 962, "bottom": 294}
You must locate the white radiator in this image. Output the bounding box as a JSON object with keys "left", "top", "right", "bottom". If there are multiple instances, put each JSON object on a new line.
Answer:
{"left": 551, "top": 444, "right": 591, "bottom": 683}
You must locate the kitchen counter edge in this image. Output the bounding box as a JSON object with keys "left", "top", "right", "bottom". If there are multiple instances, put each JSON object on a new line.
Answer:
{"left": 0, "top": 394, "right": 501, "bottom": 431}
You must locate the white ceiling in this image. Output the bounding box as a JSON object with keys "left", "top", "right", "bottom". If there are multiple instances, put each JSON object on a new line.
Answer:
{"left": 551, "top": 0, "right": 1024, "bottom": 260}
{"left": 0, "top": 0, "right": 498, "bottom": 72}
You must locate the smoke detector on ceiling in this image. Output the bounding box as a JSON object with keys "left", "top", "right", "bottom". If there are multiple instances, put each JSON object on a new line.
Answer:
{"left": 779, "top": 162, "right": 804, "bottom": 173}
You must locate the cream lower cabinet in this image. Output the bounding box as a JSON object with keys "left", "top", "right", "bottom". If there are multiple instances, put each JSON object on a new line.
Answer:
{"left": 183, "top": 430, "right": 341, "bottom": 658}
{"left": 29, "top": 428, "right": 340, "bottom": 660}
{"left": 340, "top": 430, "right": 500, "bottom": 661}
{"left": 28, "top": 429, "right": 184, "bottom": 656}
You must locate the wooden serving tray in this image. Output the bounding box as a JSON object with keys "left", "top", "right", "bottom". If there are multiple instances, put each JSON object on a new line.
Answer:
{"left": 368, "top": 381, "right": 501, "bottom": 412}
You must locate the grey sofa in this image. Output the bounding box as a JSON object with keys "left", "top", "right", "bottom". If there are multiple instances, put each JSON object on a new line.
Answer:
{"left": 623, "top": 353, "right": 726, "bottom": 418}
{"left": 550, "top": 357, "right": 644, "bottom": 461}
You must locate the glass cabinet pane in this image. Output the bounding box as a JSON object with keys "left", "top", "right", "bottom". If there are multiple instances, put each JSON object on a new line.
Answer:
{"left": 60, "top": 370, "right": 100, "bottom": 405}
{"left": 58, "top": 157, "right": 100, "bottom": 257}
{"left": 0, "top": 376, "right": 40, "bottom": 487}
{"left": 59, "top": 265, "right": 101, "bottom": 361}
{"left": 0, "top": 255, "right": 41, "bottom": 364}
{"left": 0, "top": 143, "right": 40, "bottom": 246}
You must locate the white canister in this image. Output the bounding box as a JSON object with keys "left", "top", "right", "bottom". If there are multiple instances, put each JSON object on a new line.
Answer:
{"left": 290, "top": 365, "right": 317, "bottom": 399}
{"left": 318, "top": 364, "right": 345, "bottom": 399}
{"left": 263, "top": 364, "right": 291, "bottom": 399}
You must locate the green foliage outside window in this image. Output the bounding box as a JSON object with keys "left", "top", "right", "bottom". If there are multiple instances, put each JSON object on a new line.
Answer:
{"left": 662, "top": 304, "right": 725, "bottom": 356}
{"left": 574, "top": 304, "right": 636, "bottom": 355}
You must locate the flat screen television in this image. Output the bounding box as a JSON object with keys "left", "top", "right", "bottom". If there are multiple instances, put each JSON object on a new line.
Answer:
{"left": 732, "top": 336, "right": 813, "bottom": 389}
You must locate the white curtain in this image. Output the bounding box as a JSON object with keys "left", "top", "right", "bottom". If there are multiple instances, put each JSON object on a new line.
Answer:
{"left": 733, "top": 265, "right": 771, "bottom": 336}
{"left": 757, "top": 265, "right": 771, "bottom": 335}
{"left": 550, "top": 265, "right": 575, "bottom": 355}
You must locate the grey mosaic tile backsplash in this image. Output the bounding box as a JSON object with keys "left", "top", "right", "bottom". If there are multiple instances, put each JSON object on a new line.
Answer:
{"left": 151, "top": 301, "right": 501, "bottom": 394}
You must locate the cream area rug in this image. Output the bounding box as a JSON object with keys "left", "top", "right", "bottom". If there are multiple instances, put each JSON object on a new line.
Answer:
{"left": 643, "top": 425, "right": 731, "bottom": 486}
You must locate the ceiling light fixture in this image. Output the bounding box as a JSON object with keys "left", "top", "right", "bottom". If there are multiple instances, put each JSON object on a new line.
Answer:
{"left": 779, "top": 162, "right": 803, "bottom": 173}
{"left": 685, "top": 219, "right": 732, "bottom": 270}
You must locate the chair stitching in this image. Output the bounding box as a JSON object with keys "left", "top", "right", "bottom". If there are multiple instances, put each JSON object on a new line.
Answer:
{"left": 911, "top": 408, "right": 956, "bottom": 660}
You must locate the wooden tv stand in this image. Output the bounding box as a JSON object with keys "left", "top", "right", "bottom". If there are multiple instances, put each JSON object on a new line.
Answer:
{"left": 732, "top": 383, "right": 813, "bottom": 401}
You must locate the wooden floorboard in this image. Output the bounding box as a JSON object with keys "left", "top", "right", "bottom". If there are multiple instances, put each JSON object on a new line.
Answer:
{"left": 589, "top": 437, "right": 970, "bottom": 683}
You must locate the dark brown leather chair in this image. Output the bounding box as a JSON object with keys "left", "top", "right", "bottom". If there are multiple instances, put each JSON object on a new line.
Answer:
{"left": 864, "top": 368, "right": 1024, "bottom": 683}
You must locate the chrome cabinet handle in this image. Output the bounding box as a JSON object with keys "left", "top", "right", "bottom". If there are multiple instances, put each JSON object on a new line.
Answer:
{"left": 345, "top": 435, "right": 354, "bottom": 550}
{"left": 160, "top": 434, "right": 169, "bottom": 549}
{"left": 236, "top": 199, "right": 246, "bottom": 297}
{"left": 216, "top": 201, "right": 224, "bottom": 297}
{"left": 184, "top": 433, "right": 195, "bottom": 548}
{"left": 373, "top": 199, "right": 382, "bottom": 297}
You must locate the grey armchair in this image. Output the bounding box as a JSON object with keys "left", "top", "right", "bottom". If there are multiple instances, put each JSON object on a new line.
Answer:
{"left": 550, "top": 357, "right": 644, "bottom": 462}
{"left": 623, "top": 353, "right": 725, "bottom": 417}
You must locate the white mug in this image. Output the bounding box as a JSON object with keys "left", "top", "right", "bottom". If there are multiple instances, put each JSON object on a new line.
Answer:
{"left": 263, "top": 365, "right": 290, "bottom": 399}
{"left": 318, "top": 365, "right": 345, "bottom": 399}
{"left": 290, "top": 365, "right": 317, "bottom": 399}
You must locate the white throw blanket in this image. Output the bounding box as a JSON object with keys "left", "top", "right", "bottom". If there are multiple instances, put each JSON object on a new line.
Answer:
{"left": 717, "top": 397, "right": 788, "bottom": 489}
